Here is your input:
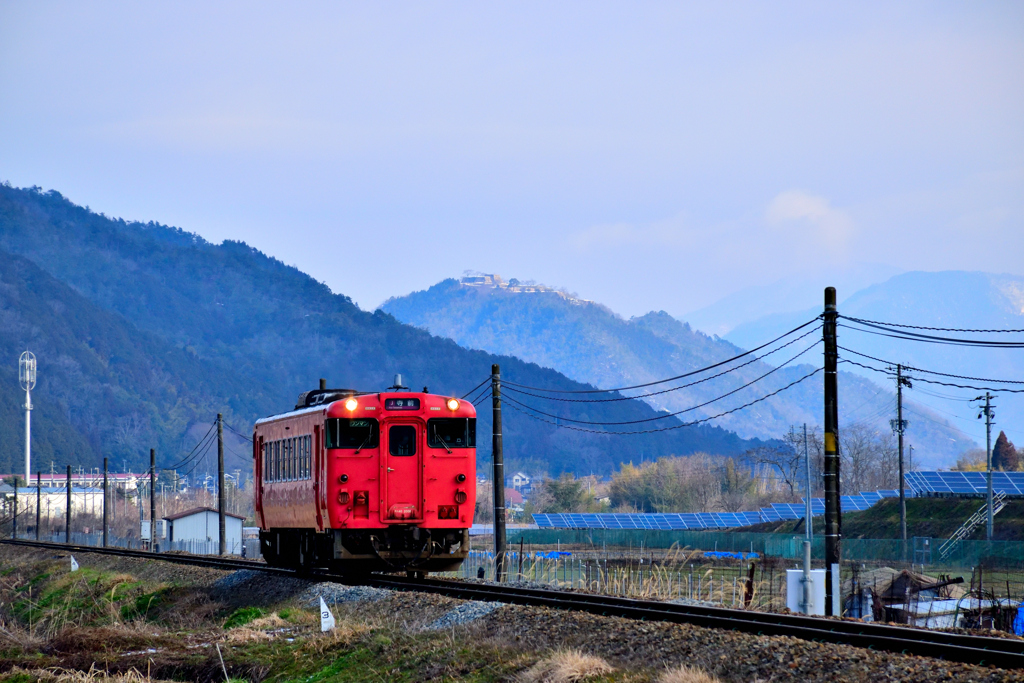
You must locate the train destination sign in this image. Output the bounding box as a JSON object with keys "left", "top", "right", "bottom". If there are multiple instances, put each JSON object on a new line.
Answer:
{"left": 384, "top": 398, "right": 420, "bottom": 411}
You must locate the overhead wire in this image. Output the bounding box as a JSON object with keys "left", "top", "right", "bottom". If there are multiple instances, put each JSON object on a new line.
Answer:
{"left": 165, "top": 421, "right": 217, "bottom": 470}
{"left": 837, "top": 320, "right": 1024, "bottom": 349}
{"left": 500, "top": 339, "right": 820, "bottom": 426}
{"left": 840, "top": 316, "right": 1024, "bottom": 334}
{"left": 502, "top": 325, "right": 822, "bottom": 404}
{"left": 501, "top": 317, "right": 822, "bottom": 394}
{"left": 838, "top": 346, "right": 1024, "bottom": 384}
{"left": 505, "top": 366, "right": 823, "bottom": 436}
{"left": 460, "top": 377, "right": 491, "bottom": 399}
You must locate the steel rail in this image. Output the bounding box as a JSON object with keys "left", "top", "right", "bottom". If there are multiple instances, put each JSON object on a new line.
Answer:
{"left": 3, "top": 539, "right": 1022, "bottom": 669}
{"left": 367, "top": 574, "right": 1024, "bottom": 670}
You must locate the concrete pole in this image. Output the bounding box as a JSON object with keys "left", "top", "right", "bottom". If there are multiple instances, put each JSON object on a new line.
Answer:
{"left": 218, "top": 413, "right": 226, "bottom": 556}
{"left": 150, "top": 448, "right": 157, "bottom": 552}
{"left": 491, "top": 364, "right": 507, "bottom": 582}
{"left": 985, "top": 393, "right": 994, "bottom": 541}
{"left": 65, "top": 465, "right": 71, "bottom": 543}
{"left": 35, "top": 472, "right": 40, "bottom": 541}
{"left": 24, "top": 387, "right": 31, "bottom": 484}
{"left": 822, "top": 287, "right": 842, "bottom": 616}
{"left": 103, "top": 457, "right": 109, "bottom": 548}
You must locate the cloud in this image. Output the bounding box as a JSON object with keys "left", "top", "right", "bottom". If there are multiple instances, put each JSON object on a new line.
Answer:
{"left": 766, "top": 190, "right": 855, "bottom": 251}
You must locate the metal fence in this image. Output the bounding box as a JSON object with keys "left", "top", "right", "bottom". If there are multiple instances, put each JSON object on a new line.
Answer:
{"left": 505, "top": 529, "right": 1024, "bottom": 568}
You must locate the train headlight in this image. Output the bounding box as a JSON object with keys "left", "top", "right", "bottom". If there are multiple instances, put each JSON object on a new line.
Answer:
{"left": 344, "top": 397, "right": 358, "bottom": 411}
{"left": 446, "top": 398, "right": 460, "bottom": 411}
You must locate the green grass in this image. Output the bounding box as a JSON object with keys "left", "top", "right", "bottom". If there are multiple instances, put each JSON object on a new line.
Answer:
{"left": 223, "top": 605, "right": 266, "bottom": 629}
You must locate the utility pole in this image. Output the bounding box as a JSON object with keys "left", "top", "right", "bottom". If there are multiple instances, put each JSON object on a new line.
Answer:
{"left": 822, "top": 287, "right": 842, "bottom": 616}
{"left": 889, "top": 364, "right": 911, "bottom": 555}
{"left": 103, "top": 457, "right": 109, "bottom": 548}
{"left": 65, "top": 465, "right": 71, "bottom": 543}
{"left": 491, "top": 364, "right": 507, "bottom": 582}
{"left": 12, "top": 477, "right": 17, "bottom": 540}
{"left": 976, "top": 393, "right": 995, "bottom": 541}
{"left": 218, "top": 413, "right": 226, "bottom": 556}
{"left": 35, "top": 472, "right": 41, "bottom": 541}
{"left": 801, "top": 423, "right": 813, "bottom": 615}
{"left": 908, "top": 444, "right": 914, "bottom": 473}
{"left": 19, "top": 352, "right": 36, "bottom": 483}
{"left": 150, "top": 448, "right": 157, "bottom": 552}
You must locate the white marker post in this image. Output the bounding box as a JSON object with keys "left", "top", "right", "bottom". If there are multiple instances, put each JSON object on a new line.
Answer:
{"left": 320, "top": 596, "right": 335, "bottom": 632}
{"left": 70, "top": 555, "right": 79, "bottom": 572}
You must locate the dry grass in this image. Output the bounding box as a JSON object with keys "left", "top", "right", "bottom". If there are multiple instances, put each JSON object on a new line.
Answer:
{"left": 518, "top": 649, "right": 615, "bottom": 682}
{"left": 6, "top": 666, "right": 178, "bottom": 682}
{"left": 224, "top": 626, "right": 273, "bottom": 644}
{"left": 303, "top": 619, "right": 372, "bottom": 655}
{"left": 244, "top": 612, "right": 289, "bottom": 630}
{"left": 657, "top": 664, "right": 723, "bottom": 683}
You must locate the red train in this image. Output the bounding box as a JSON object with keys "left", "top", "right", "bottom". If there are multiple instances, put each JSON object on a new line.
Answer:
{"left": 253, "top": 378, "right": 476, "bottom": 574}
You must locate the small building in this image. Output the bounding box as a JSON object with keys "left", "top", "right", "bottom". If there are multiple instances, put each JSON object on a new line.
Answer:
{"left": 163, "top": 506, "right": 245, "bottom": 555}
{"left": 511, "top": 472, "right": 531, "bottom": 493}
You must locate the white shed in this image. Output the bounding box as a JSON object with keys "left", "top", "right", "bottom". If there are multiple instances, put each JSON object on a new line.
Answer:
{"left": 163, "top": 506, "right": 245, "bottom": 555}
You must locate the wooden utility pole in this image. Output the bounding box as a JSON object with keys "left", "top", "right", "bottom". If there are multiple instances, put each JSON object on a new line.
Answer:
{"left": 103, "top": 457, "right": 109, "bottom": 548}
{"left": 150, "top": 448, "right": 157, "bottom": 552}
{"left": 65, "top": 465, "right": 71, "bottom": 543}
{"left": 822, "top": 287, "right": 842, "bottom": 616}
{"left": 12, "top": 477, "right": 17, "bottom": 540}
{"left": 491, "top": 364, "right": 507, "bottom": 582}
{"left": 218, "top": 413, "right": 226, "bottom": 556}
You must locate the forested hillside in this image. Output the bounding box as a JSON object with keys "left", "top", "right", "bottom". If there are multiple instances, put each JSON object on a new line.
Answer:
{"left": 0, "top": 184, "right": 765, "bottom": 476}
{"left": 382, "top": 278, "right": 973, "bottom": 466}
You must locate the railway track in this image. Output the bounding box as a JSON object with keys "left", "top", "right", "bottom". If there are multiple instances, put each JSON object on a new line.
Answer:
{"left": 3, "top": 539, "right": 1023, "bottom": 670}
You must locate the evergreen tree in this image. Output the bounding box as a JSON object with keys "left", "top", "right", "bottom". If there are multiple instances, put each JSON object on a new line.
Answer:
{"left": 992, "top": 431, "right": 1019, "bottom": 471}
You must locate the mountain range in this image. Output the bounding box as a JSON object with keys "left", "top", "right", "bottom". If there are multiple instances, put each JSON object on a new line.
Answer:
{"left": 382, "top": 275, "right": 978, "bottom": 467}
{"left": 0, "top": 184, "right": 764, "bottom": 477}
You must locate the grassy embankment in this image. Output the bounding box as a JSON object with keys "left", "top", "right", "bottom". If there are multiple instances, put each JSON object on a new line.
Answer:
{"left": 742, "top": 498, "right": 1024, "bottom": 540}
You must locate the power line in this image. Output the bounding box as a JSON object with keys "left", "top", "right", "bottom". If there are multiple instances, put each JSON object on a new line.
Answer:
{"left": 838, "top": 320, "right": 1024, "bottom": 348}
{"left": 461, "top": 377, "right": 491, "bottom": 399}
{"left": 840, "top": 316, "right": 1024, "bottom": 334}
{"left": 166, "top": 421, "right": 217, "bottom": 470}
{"left": 502, "top": 340, "right": 820, "bottom": 426}
{"left": 505, "top": 367, "right": 823, "bottom": 435}
{"left": 502, "top": 325, "right": 822, "bottom": 404}
{"left": 502, "top": 317, "right": 822, "bottom": 394}
{"left": 223, "top": 422, "right": 253, "bottom": 443}
{"left": 838, "top": 346, "right": 1024, "bottom": 384}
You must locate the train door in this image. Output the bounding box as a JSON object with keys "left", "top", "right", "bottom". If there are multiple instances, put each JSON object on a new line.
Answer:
{"left": 382, "top": 420, "right": 422, "bottom": 522}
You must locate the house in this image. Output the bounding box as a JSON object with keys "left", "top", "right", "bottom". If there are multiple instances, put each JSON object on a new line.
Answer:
{"left": 511, "top": 472, "right": 531, "bottom": 493}
{"left": 163, "top": 506, "right": 245, "bottom": 555}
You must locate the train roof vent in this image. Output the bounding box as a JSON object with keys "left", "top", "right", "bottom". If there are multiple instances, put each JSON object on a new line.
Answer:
{"left": 295, "top": 388, "right": 357, "bottom": 410}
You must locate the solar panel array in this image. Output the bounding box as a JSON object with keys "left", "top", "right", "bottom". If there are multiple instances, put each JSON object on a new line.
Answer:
{"left": 533, "top": 472, "right": 1021, "bottom": 531}
{"left": 906, "top": 471, "right": 1024, "bottom": 497}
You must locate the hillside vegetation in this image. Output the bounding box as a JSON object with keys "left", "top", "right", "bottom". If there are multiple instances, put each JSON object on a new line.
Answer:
{"left": 0, "top": 184, "right": 764, "bottom": 475}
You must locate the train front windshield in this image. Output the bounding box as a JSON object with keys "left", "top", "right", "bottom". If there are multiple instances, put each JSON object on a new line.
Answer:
{"left": 326, "top": 418, "right": 379, "bottom": 449}
{"left": 428, "top": 418, "right": 476, "bottom": 449}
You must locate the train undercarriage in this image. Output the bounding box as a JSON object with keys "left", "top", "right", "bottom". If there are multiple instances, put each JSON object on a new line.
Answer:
{"left": 259, "top": 526, "right": 470, "bottom": 574}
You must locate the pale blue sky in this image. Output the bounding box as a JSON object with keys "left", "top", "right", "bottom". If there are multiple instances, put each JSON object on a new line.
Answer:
{"left": 2, "top": 2, "right": 1022, "bottom": 319}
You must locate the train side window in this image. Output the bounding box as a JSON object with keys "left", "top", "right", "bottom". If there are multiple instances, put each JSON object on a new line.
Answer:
{"left": 263, "top": 443, "right": 269, "bottom": 481}
{"left": 275, "top": 440, "right": 281, "bottom": 481}
{"left": 304, "top": 435, "right": 311, "bottom": 478}
{"left": 289, "top": 437, "right": 296, "bottom": 480}
{"left": 388, "top": 425, "right": 417, "bottom": 456}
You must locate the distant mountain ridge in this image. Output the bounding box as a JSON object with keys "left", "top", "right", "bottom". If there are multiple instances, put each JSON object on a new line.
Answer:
{"left": 0, "top": 184, "right": 764, "bottom": 476}
{"left": 725, "top": 270, "right": 1024, "bottom": 452}
{"left": 382, "top": 274, "right": 975, "bottom": 466}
